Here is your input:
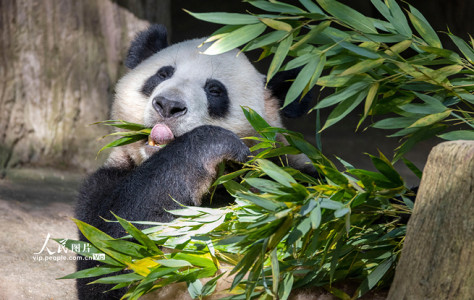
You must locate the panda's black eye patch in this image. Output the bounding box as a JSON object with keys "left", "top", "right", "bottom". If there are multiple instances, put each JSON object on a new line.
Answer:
{"left": 141, "top": 65, "right": 175, "bottom": 97}
{"left": 204, "top": 79, "right": 229, "bottom": 118}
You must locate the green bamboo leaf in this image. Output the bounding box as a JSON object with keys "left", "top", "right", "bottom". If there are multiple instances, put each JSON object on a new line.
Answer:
{"left": 288, "top": 218, "right": 311, "bottom": 244}
{"left": 394, "top": 124, "right": 447, "bottom": 161}
{"left": 201, "top": 273, "right": 225, "bottom": 296}
{"left": 408, "top": 110, "right": 451, "bottom": 128}
{"left": 299, "top": 0, "right": 325, "bottom": 14}
{"left": 245, "top": 178, "right": 284, "bottom": 194}
{"left": 320, "top": 199, "right": 344, "bottom": 210}
{"left": 355, "top": 256, "right": 395, "bottom": 297}
{"left": 438, "top": 130, "right": 474, "bottom": 141}
{"left": 271, "top": 248, "right": 280, "bottom": 295}
{"left": 187, "top": 279, "right": 203, "bottom": 299}
{"left": 259, "top": 18, "right": 292, "bottom": 32}
{"left": 373, "top": 117, "right": 419, "bottom": 129}
{"left": 267, "top": 34, "right": 293, "bottom": 83}
{"left": 90, "top": 273, "right": 144, "bottom": 285}
{"left": 407, "top": 5, "right": 441, "bottom": 48}
{"left": 401, "top": 157, "right": 423, "bottom": 179}
{"left": 290, "top": 21, "right": 331, "bottom": 50}
{"left": 418, "top": 45, "right": 462, "bottom": 63}
{"left": 244, "top": 30, "right": 288, "bottom": 51}
{"left": 336, "top": 40, "right": 380, "bottom": 59}
{"left": 58, "top": 266, "right": 123, "bottom": 280}
{"left": 94, "top": 120, "right": 149, "bottom": 131}
{"left": 413, "top": 92, "right": 447, "bottom": 110}
{"left": 340, "top": 58, "right": 384, "bottom": 76}
{"left": 248, "top": 1, "right": 305, "bottom": 14}
{"left": 242, "top": 106, "right": 276, "bottom": 141}
{"left": 213, "top": 168, "right": 249, "bottom": 186}
{"left": 278, "top": 273, "right": 294, "bottom": 300}
{"left": 321, "top": 89, "right": 368, "bottom": 131}
{"left": 317, "top": 74, "right": 371, "bottom": 88}
{"left": 155, "top": 259, "right": 193, "bottom": 268}
{"left": 384, "top": 0, "right": 412, "bottom": 37}
{"left": 205, "top": 25, "right": 243, "bottom": 43}
{"left": 384, "top": 39, "right": 412, "bottom": 56}
{"left": 203, "top": 23, "right": 266, "bottom": 55}
{"left": 317, "top": 0, "right": 377, "bottom": 34}
{"left": 334, "top": 207, "right": 350, "bottom": 218}
{"left": 315, "top": 81, "right": 368, "bottom": 109}
{"left": 257, "top": 159, "right": 296, "bottom": 187}
{"left": 362, "top": 82, "right": 379, "bottom": 120}
{"left": 73, "top": 219, "right": 132, "bottom": 264}
{"left": 184, "top": 10, "right": 260, "bottom": 25}
{"left": 317, "top": 164, "right": 349, "bottom": 186}
{"left": 283, "top": 53, "right": 314, "bottom": 70}
{"left": 310, "top": 204, "right": 322, "bottom": 229}
{"left": 111, "top": 213, "right": 162, "bottom": 255}
{"left": 448, "top": 34, "right": 474, "bottom": 64}
{"left": 237, "top": 192, "right": 285, "bottom": 211}
{"left": 283, "top": 55, "right": 320, "bottom": 107}
{"left": 369, "top": 155, "right": 403, "bottom": 186}
{"left": 98, "top": 135, "right": 145, "bottom": 155}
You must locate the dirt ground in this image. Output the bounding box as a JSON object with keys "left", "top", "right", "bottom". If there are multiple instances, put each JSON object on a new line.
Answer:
{"left": 0, "top": 169, "right": 83, "bottom": 300}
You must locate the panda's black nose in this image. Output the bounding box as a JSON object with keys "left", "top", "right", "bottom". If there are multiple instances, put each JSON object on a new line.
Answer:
{"left": 152, "top": 96, "right": 187, "bottom": 118}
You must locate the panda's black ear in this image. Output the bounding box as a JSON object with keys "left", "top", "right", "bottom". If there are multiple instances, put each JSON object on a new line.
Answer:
{"left": 125, "top": 24, "right": 169, "bottom": 69}
{"left": 267, "top": 68, "right": 313, "bottom": 118}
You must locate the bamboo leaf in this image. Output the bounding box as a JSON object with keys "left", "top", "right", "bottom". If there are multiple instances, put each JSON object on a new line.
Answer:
{"left": 407, "top": 5, "right": 441, "bottom": 48}
{"left": 259, "top": 18, "right": 292, "bottom": 32}
{"left": 321, "top": 89, "right": 368, "bottom": 131}
{"left": 203, "top": 23, "right": 266, "bottom": 55}
{"left": 383, "top": 0, "right": 412, "bottom": 37}
{"left": 155, "top": 259, "right": 193, "bottom": 268}
{"left": 90, "top": 273, "right": 144, "bottom": 285}
{"left": 58, "top": 266, "right": 123, "bottom": 280}
{"left": 244, "top": 30, "right": 288, "bottom": 51}
{"left": 267, "top": 34, "right": 293, "bottom": 82}
{"left": 257, "top": 159, "right": 296, "bottom": 187}
{"left": 340, "top": 58, "right": 384, "bottom": 76}
{"left": 98, "top": 135, "right": 146, "bottom": 155}
{"left": 373, "top": 117, "right": 419, "bottom": 129}
{"left": 449, "top": 34, "right": 474, "bottom": 64}
{"left": 185, "top": 10, "right": 259, "bottom": 25}
{"left": 284, "top": 55, "right": 320, "bottom": 107}
{"left": 438, "top": 130, "right": 474, "bottom": 141}
{"left": 408, "top": 110, "right": 451, "bottom": 128}
{"left": 401, "top": 157, "right": 423, "bottom": 179}
{"left": 355, "top": 256, "right": 395, "bottom": 297}
{"left": 315, "top": 81, "right": 368, "bottom": 109}
{"left": 317, "top": 0, "right": 377, "bottom": 34}
{"left": 248, "top": 1, "right": 305, "bottom": 14}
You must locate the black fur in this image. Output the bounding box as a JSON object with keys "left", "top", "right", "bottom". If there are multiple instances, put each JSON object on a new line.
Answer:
{"left": 75, "top": 125, "right": 250, "bottom": 299}
{"left": 141, "top": 65, "right": 175, "bottom": 97}
{"left": 204, "top": 79, "right": 230, "bottom": 118}
{"left": 125, "top": 24, "right": 168, "bottom": 69}
{"left": 267, "top": 68, "right": 313, "bottom": 118}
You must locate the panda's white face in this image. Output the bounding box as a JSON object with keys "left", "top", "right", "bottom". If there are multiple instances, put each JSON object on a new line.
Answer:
{"left": 111, "top": 38, "right": 282, "bottom": 166}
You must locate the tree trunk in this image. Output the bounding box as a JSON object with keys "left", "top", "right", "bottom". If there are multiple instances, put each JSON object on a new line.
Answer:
{"left": 0, "top": 0, "right": 170, "bottom": 172}
{"left": 388, "top": 140, "right": 474, "bottom": 300}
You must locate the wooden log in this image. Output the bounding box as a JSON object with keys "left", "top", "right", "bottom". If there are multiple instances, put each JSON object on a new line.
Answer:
{"left": 388, "top": 140, "right": 474, "bottom": 300}
{"left": 0, "top": 0, "right": 170, "bottom": 172}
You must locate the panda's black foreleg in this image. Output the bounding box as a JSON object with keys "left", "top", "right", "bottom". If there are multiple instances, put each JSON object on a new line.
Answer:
{"left": 74, "top": 125, "right": 250, "bottom": 299}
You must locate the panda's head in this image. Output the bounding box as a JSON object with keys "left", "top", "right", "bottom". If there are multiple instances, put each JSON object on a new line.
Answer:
{"left": 108, "top": 24, "right": 310, "bottom": 168}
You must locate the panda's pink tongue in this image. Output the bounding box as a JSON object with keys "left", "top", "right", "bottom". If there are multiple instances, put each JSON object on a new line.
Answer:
{"left": 149, "top": 124, "right": 174, "bottom": 145}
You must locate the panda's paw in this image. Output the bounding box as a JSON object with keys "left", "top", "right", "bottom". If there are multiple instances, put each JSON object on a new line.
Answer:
{"left": 188, "top": 125, "right": 251, "bottom": 165}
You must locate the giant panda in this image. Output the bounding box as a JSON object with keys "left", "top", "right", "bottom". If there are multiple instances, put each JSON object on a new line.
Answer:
{"left": 75, "top": 24, "right": 313, "bottom": 300}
